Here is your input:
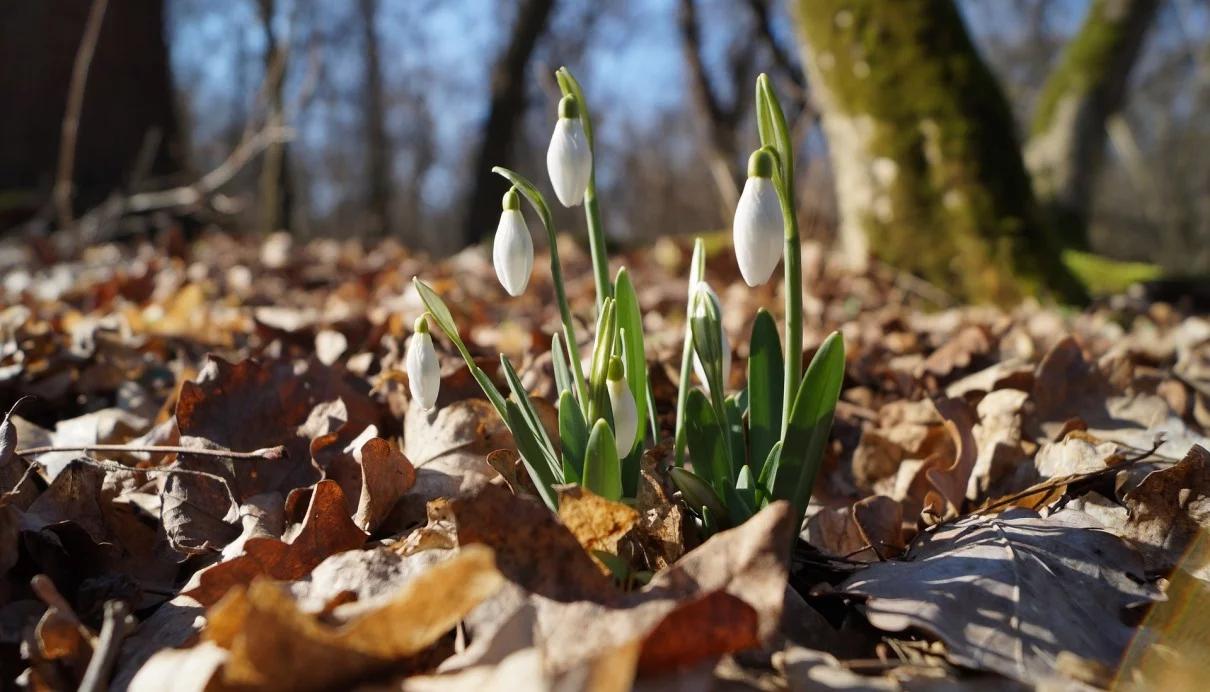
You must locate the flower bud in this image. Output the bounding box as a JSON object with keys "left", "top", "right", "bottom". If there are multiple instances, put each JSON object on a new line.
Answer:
{"left": 407, "top": 314, "right": 440, "bottom": 410}
{"left": 606, "top": 356, "right": 637, "bottom": 457}
{"left": 546, "top": 96, "right": 592, "bottom": 207}
{"left": 493, "top": 188, "right": 533, "bottom": 296}
{"left": 691, "top": 281, "right": 730, "bottom": 393}
{"left": 733, "top": 148, "right": 783, "bottom": 287}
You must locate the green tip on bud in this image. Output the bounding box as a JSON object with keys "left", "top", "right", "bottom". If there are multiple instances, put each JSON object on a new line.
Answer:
{"left": 557, "top": 95, "right": 580, "bottom": 120}
{"left": 607, "top": 355, "right": 624, "bottom": 382}
{"left": 748, "top": 147, "right": 775, "bottom": 179}
{"left": 414, "top": 313, "right": 431, "bottom": 334}
{"left": 502, "top": 187, "right": 520, "bottom": 211}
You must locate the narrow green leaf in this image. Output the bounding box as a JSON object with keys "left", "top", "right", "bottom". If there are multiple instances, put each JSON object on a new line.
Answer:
{"left": 500, "top": 355, "right": 561, "bottom": 482}
{"left": 586, "top": 298, "right": 617, "bottom": 423}
{"left": 583, "top": 419, "right": 623, "bottom": 501}
{"left": 558, "top": 389, "right": 588, "bottom": 484}
{"left": 674, "top": 238, "right": 707, "bottom": 465}
{"left": 684, "top": 389, "right": 732, "bottom": 497}
{"left": 669, "top": 466, "right": 727, "bottom": 522}
{"left": 756, "top": 441, "right": 782, "bottom": 507}
{"left": 506, "top": 399, "right": 559, "bottom": 510}
{"left": 614, "top": 268, "right": 648, "bottom": 447}
{"left": 771, "top": 331, "right": 845, "bottom": 534}
{"left": 725, "top": 478, "right": 756, "bottom": 527}
{"left": 412, "top": 278, "right": 459, "bottom": 343}
{"left": 724, "top": 393, "right": 746, "bottom": 478}
{"left": 747, "top": 309, "right": 783, "bottom": 478}
{"left": 551, "top": 333, "right": 574, "bottom": 403}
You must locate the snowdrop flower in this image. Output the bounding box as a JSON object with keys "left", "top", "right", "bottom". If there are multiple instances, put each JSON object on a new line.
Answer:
{"left": 493, "top": 187, "right": 534, "bottom": 296}
{"left": 407, "top": 314, "right": 440, "bottom": 411}
{"left": 733, "top": 147, "right": 783, "bottom": 287}
{"left": 546, "top": 95, "right": 592, "bottom": 207}
{"left": 691, "top": 281, "right": 730, "bottom": 393}
{"left": 607, "top": 356, "right": 637, "bottom": 457}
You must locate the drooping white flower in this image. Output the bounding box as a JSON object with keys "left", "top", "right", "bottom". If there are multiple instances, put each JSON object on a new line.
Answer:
{"left": 493, "top": 188, "right": 533, "bottom": 296}
{"left": 691, "top": 281, "right": 730, "bottom": 394}
{"left": 733, "top": 148, "right": 783, "bottom": 287}
{"left": 546, "top": 96, "right": 592, "bottom": 207}
{"left": 607, "top": 356, "right": 638, "bottom": 457}
{"left": 407, "top": 314, "right": 440, "bottom": 411}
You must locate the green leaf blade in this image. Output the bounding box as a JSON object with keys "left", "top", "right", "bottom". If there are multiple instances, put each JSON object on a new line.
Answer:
{"left": 558, "top": 390, "right": 588, "bottom": 485}
{"left": 747, "top": 309, "right": 783, "bottom": 478}
{"left": 614, "top": 268, "right": 649, "bottom": 447}
{"left": 506, "top": 399, "right": 560, "bottom": 510}
{"left": 771, "top": 331, "right": 845, "bottom": 533}
{"left": 583, "top": 419, "right": 623, "bottom": 501}
{"left": 684, "top": 389, "right": 732, "bottom": 498}
{"left": 669, "top": 466, "right": 727, "bottom": 524}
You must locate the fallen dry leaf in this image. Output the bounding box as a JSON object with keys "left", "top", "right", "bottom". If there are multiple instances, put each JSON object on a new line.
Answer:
{"left": 842, "top": 508, "right": 1160, "bottom": 685}
{"left": 139, "top": 545, "right": 502, "bottom": 692}
{"left": 556, "top": 485, "right": 640, "bottom": 575}
{"left": 183, "top": 479, "right": 367, "bottom": 606}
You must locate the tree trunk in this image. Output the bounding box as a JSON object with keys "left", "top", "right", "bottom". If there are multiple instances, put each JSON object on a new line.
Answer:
{"left": 677, "top": 0, "right": 742, "bottom": 215}
{"left": 792, "top": 0, "right": 1085, "bottom": 304}
{"left": 1025, "top": 0, "right": 1159, "bottom": 249}
{"left": 257, "top": 0, "right": 293, "bottom": 233}
{"left": 358, "top": 0, "right": 392, "bottom": 237}
{"left": 461, "top": 0, "right": 557, "bottom": 248}
{"left": 0, "top": 0, "right": 182, "bottom": 225}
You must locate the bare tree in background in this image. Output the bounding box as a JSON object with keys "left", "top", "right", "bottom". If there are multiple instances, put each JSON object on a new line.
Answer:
{"left": 257, "top": 0, "right": 294, "bottom": 233}
{"left": 0, "top": 0, "right": 182, "bottom": 229}
{"left": 461, "top": 0, "right": 557, "bottom": 247}
{"left": 677, "top": 0, "right": 755, "bottom": 214}
{"left": 358, "top": 0, "right": 392, "bottom": 236}
{"left": 1025, "top": 0, "right": 1160, "bottom": 249}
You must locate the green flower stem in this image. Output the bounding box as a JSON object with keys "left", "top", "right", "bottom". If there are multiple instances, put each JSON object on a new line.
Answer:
{"left": 556, "top": 66, "right": 612, "bottom": 311}
{"left": 674, "top": 239, "right": 706, "bottom": 465}
{"left": 755, "top": 74, "right": 802, "bottom": 435}
{"left": 493, "top": 166, "right": 590, "bottom": 410}
{"left": 781, "top": 192, "right": 802, "bottom": 435}
{"left": 584, "top": 183, "right": 612, "bottom": 310}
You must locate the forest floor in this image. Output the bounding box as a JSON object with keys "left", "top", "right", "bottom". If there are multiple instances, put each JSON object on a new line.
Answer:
{"left": 1, "top": 230, "right": 1208, "bottom": 690}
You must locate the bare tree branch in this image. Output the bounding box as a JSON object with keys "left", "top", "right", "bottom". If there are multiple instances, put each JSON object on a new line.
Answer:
{"left": 53, "top": 0, "right": 109, "bottom": 232}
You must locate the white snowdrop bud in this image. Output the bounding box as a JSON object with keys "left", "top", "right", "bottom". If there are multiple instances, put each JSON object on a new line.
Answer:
{"left": 407, "top": 314, "right": 440, "bottom": 411}
{"left": 607, "top": 356, "right": 638, "bottom": 457}
{"left": 691, "top": 281, "right": 730, "bottom": 393}
{"left": 546, "top": 96, "right": 592, "bottom": 207}
{"left": 733, "top": 148, "right": 784, "bottom": 287}
{"left": 493, "top": 188, "right": 534, "bottom": 297}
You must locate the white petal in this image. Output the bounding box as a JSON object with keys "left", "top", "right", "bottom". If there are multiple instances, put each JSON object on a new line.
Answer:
{"left": 546, "top": 119, "right": 592, "bottom": 207}
{"left": 733, "top": 177, "right": 784, "bottom": 287}
{"left": 690, "top": 282, "right": 730, "bottom": 393}
{"left": 608, "top": 377, "right": 638, "bottom": 457}
{"left": 406, "top": 331, "right": 441, "bottom": 410}
{"left": 493, "top": 209, "right": 534, "bottom": 296}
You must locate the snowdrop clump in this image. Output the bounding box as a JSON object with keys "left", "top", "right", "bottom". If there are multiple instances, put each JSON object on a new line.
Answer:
{"left": 409, "top": 70, "right": 844, "bottom": 542}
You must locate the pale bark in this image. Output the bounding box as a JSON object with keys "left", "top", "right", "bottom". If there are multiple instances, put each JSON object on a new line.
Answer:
{"left": 1025, "top": 0, "right": 1159, "bottom": 248}
{"left": 792, "top": 0, "right": 1085, "bottom": 304}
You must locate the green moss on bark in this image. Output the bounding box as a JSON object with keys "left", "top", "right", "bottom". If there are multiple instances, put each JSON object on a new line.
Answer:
{"left": 795, "top": 0, "right": 1086, "bottom": 304}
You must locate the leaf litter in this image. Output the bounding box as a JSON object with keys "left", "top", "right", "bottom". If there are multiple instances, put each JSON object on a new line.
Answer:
{"left": 0, "top": 232, "right": 1208, "bottom": 689}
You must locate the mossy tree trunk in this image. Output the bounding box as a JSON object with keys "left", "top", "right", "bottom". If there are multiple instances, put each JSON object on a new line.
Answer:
{"left": 792, "top": 0, "right": 1086, "bottom": 304}
{"left": 1026, "top": 0, "right": 1159, "bottom": 249}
